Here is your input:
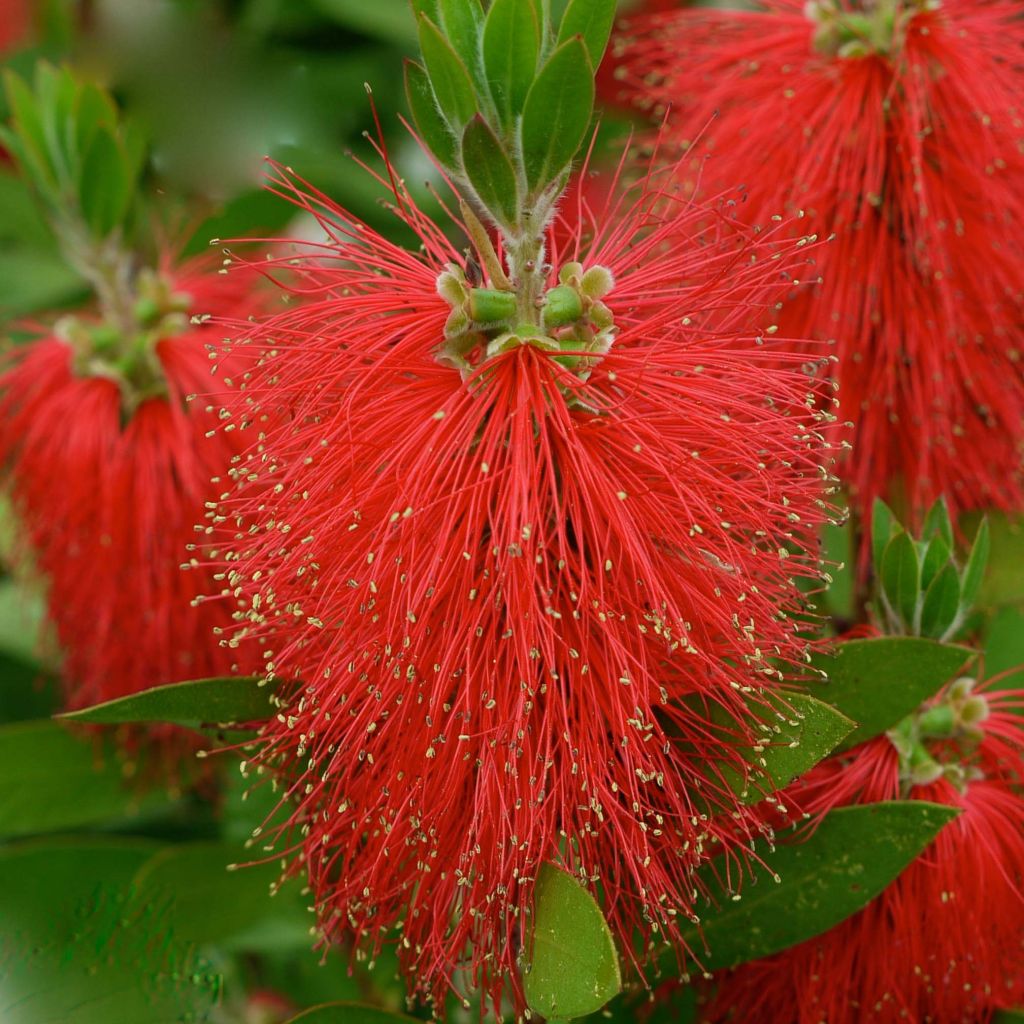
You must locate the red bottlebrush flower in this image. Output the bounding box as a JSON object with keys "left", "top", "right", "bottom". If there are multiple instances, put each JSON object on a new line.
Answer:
{"left": 708, "top": 677, "right": 1024, "bottom": 1023}
{"left": 215, "top": 151, "right": 837, "bottom": 1012}
{"left": 0, "top": 264, "right": 260, "bottom": 725}
{"left": 611, "top": 0, "right": 1024, "bottom": 528}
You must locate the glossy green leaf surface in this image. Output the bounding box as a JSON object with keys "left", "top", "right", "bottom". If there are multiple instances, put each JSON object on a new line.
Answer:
{"left": 522, "top": 863, "right": 621, "bottom": 1020}
{"left": 810, "top": 637, "right": 973, "bottom": 752}
{"left": 725, "top": 692, "right": 854, "bottom": 804}
{"left": 418, "top": 15, "right": 477, "bottom": 129}
{"left": 679, "top": 801, "right": 959, "bottom": 972}
{"left": 483, "top": 0, "right": 540, "bottom": 126}
{"left": 0, "top": 839, "right": 219, "bottom": 1024}
{"left": 520, "top": 36, "right": 593, "bottom": 194}
{"left": 462, "top": 114, "right": 518, "bottom": 227}
{"left": 0, "top": 720, "right": 180, "bottom": 838}
{"left": 60, "top": 674, "right": 276, "bottom": 728}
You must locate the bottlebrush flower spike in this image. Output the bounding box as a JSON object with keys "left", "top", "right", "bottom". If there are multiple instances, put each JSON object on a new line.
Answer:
{"left": 0, "top": 264, "right": 260, "bottom": 736}
{"left": 611, "top": 0, "right": 1024, "bottom": 528}
{"left": 708, "top": 675, "right": 1024, "bottom": 1023}
{"left": 213, "top": 149, "right": 838, "bottom": 1011}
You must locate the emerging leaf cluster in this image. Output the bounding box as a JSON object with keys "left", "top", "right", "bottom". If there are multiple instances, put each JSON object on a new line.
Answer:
{"left": 406, "top": 0, "right": 613, "bottom": 232}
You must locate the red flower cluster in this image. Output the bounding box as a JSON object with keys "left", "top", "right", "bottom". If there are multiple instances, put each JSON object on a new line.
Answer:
{"left": 612, "top": 0, "right": 1024, "bottom": 526}
{"left": 0, "top": 264, "right": 258, "bottom": 723}
{"left": 214, "top": 153, "right": 837, "bottom": 1009}
{"left": 709, "top": 677, "right": 1024, "bottom": 1023}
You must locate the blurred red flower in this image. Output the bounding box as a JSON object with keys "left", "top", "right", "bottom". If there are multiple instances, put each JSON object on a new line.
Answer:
{"left": 611, "top": 0, "right": 1024, "bottom": 529}
{"left": 0, "top": 0, "right": 30, "bottom": 53}
{"left": 0, "top": 263, "right": 260, "bottom": 738}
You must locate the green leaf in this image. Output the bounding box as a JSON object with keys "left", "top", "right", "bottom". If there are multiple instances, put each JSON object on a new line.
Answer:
{"left": 405, "top": 59, "right": 458, "bottom": 169}
{"left": 523, "top": 863, "right": 621, "bottom": 1020}
{"left": 678, "top": 801, "right": 959, "bottom": 972}
{"left": 993, "top": 1010, "right": 1024, "bottom": 1023}
{"left": 418, "top": 14, "right": 478, "bottom": 129}
{"left": 960, "top": 516, "right": 990, "bottom": 612}
{"left": 461, "top": 114, "right": 519, "bottom": 227}
{"left": 870, "top": 498, "right": 896, "bottom": 575}
{"left": 3, "top": 69, "right": 55, "bottom": 192}
{"left": 921, "top": 495, "right": 954, "bottom": 548}
{"left": 881, "top": 529, "right": 920, "bottom": 629}
{"left": 284, "top": 1005, "right": 420, "bottom": 1024}
{"left": 0, "top": 838, "right": 220, "bottom": 1024}
{"left": 556, "top": 0, "right": 616, "bottom": 69}
{"left": 723, "top": 692, "right": 854, "bottom": 804}
{"left": 821, "top": 518, "right": 854, "bottom": 621}
{"left": 810, "top": 637, "right": 973, "bottom": 752}
{"left": 79, "top": 126, "right": 130, "bottom": 236}
{"left": 59, "top": 675, "right": 276, "bottom": 728}
{"left": 919, "top": 563, "right": 961, "bottom": 639}
{"left": 438, "top": 0, "right": 484, "bottom": 87}
{"left": 0, "top": 721, "right": 181, "bottom": 838}
{"left": 128, "top": 842, "right": 312, "bottom": 952}
{"left": 483, "top": 0, "right": 540, "bottom": 127}
{"left": 520, "top": 36, "right": 594, "bottom": 195}
{"left": 919, "top": 534, "right": 951, "bottom": 592}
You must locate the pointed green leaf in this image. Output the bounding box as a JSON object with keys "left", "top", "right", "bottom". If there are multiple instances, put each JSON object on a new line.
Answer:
{"left": 523, "top": 863, "right": 621, "bottom": 1020}
{"left": 438, "top": 0, "right": 485, "bottom": 86}
{"left": 59, "top": 675, "right": 277, "bottom": 729}
{"left": 870, "top": 498, "right": 896, "bottom": 576}
{"left": 483, "top": 0, "right": 540, "bottom": 127}
{"left": 0, "top": 721, "right": 181, "bottom": 838}
{"left": 79, "top": 127, "right": 130, "bottom": 236}
{"left": 3, "top": 70, "right": 55, "bottom": 192}
{"left": 557, "top": 0, "right": 616, "bottom": 69}
{"left": 919, "top": 563, "right": 961, "bottom": 640}
{"left": 810, "top": 637, "right": 973, "bottom": 752}
{"left": 462, "top": 114, "right": 519, "bottom": 228}
{"left": 881, "top": 529, "right": 920, "bottom": 629}
{"left": 678, "top": 801, "right": 959, "bottom": 971}
{"left": 921, "top": 495, "right": 953, "bottom": 549}
{"left": 285, "top": 1005, "right": 420, "bottom": 1024}
{"left": 722, "top": 692, "right": 854, "bottom": 804}
{"left": 959, "top": 516, "right": 990, "bottom": 612}
{"left": 405, "top": 59, "right": 458, "bottom": 168}
{"left": 919, "top": 533, "right": 951, "bottom": 592}
{"left": 520, "top": 36, "right": 594, "bottom": 194}
{"left": 418, "top": 14, "right": 478, "bottom": 129}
